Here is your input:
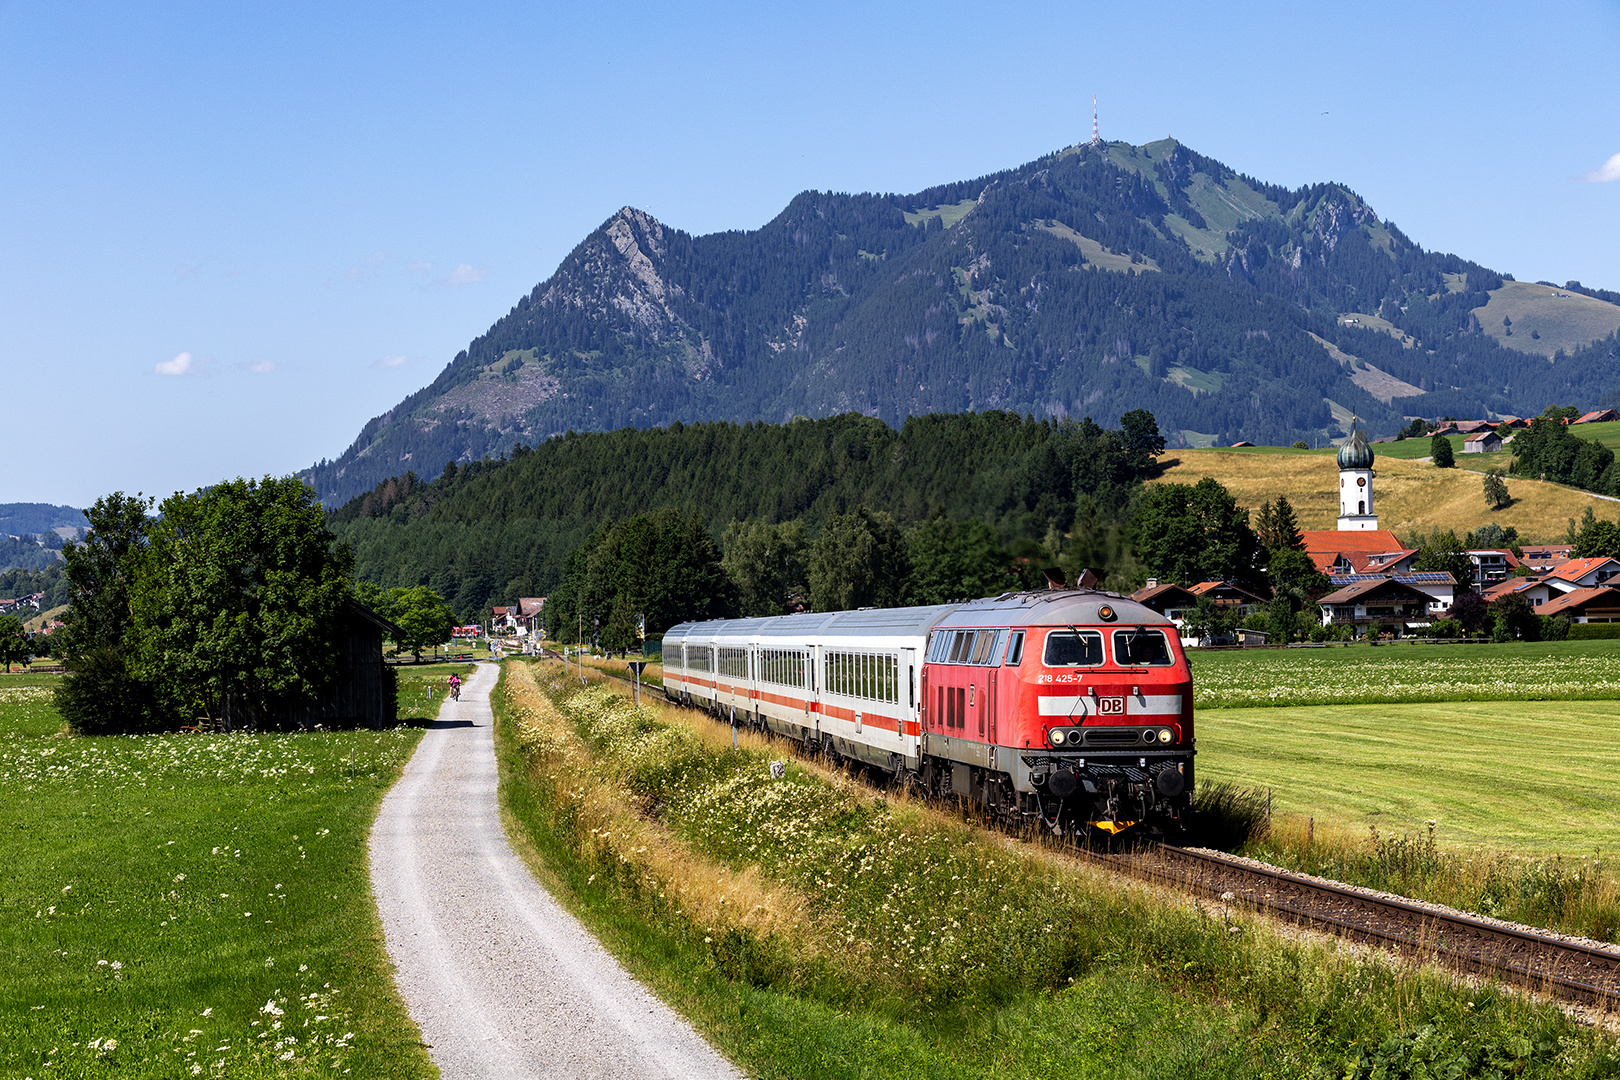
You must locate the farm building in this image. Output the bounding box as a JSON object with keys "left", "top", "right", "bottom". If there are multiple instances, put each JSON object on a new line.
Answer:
{"left": 1463, "top": 432, "right": 1503, "bottom": 453}
{"left": 221, "top": 600, "right": 401, "bottom": 730}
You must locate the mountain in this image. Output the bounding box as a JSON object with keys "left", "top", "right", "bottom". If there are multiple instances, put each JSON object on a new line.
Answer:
{"left": 302, "top": 138, "right": 1620, "bottom": 505}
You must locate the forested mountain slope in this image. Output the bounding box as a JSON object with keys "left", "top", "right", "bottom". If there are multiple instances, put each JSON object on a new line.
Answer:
{"left": 303, "top": 138, "right": 1620, "bottom": 505}
{"left": 328, "top": 411, "right": 1152, "bottom": 617}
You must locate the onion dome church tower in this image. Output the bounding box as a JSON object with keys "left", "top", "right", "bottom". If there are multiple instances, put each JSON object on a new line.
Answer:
{"left": 1336, "top": 422, "right": 1378, "bottom": 531}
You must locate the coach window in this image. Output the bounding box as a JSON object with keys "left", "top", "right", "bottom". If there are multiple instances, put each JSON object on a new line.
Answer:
{"left": 1042, "top": 630, "right": 1103, "bottom": 667}
{"left": 1004, "top": 631, "right": 1025, "bottom": 666}
{"left": 1113, "top": 628, "right": 1174, "bottom": 666}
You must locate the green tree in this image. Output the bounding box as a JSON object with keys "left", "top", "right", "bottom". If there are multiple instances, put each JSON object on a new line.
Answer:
{"left": 132, "top": 476, "right": 355, "bottom": 727}
{"left": 721, "top": 519, "right": 808, "bottom": 616}
{"left": 1410, "top": 528, "right": 1473, "bottom": 585}
{"left": 808, "top": 507, "right": 910, "bottom": 612}
{"left": 1571, "top": 509, "right": 1620, "bottom": 559}
{"left": 1491, "top": 593, "right": 1539, "bottom": 641}
{"left": 54, "top": 493, "right": 161, "bottom": 734}
{"left": 388, "top": 586, "right": 457, "bottom": 662}
{"left": 1481, "top": 471, "right": 1511, "bottom": 511}
{"left": 1183, "top": 594, "right": 1235, "bottom": 645}
{"left": 1130, "top": 477, "right": 1264, "bottom": 593}
{"left": 1254, "top": 496, "right": 1304, "bottom": 552}
{"left": 1430, "top": 434, "right": 1455, "bottom": 468}
{"left": 904, "top": 510, "right": 1008, "bottom": 606}
{"left": 0, "top": 616, "right": 30, "bottom": 672}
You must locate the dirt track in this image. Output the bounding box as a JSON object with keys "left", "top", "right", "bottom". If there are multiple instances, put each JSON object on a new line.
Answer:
{"left": 369, "top": 662, "right": 743, "bottom": 1079}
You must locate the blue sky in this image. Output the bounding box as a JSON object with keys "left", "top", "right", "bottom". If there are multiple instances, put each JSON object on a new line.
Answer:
{"left": 3, "top": 0, "right": 1618, "bottom": 506}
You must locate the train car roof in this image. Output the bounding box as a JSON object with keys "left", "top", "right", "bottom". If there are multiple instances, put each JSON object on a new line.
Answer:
{"left": 665, "top": 603, "right": 961, "bottom": 642}
{"left": 934, "top": 589, "right": 1171, "bottom": 628}
{"left": 663, "top": 589, "right": 1171, "bottom": 642}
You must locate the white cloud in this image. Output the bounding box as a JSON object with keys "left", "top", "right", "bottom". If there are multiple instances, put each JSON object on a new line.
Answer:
{"left": 372, "top": 354, "right": 408, "bottom": 369}
{"left": 155, "top": 351, "right": 194, "bottom": 376}
{"left": 1579, "top": 153, "right": 1620, "bottom": 183}
{"left": 437, "top": 263, "right": 488, "bottom": 287}
{"left": 406, "top": 259, "right": 431, "bottom": 273}
{"left": 248, "top": 359, "right": 276, "bottom": 374}
{"left": 346, "top": 251, "right": 387, "bottom": 279}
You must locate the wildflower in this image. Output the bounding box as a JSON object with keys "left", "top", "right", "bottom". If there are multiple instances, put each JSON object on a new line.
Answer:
{"left": 260, "top": 999, "right": 285, "bottom": 1017}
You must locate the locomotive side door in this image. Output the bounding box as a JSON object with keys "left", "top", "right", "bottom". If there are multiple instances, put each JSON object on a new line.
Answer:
{"left": 987, "top": 669, "right": 997, "bottom": 745}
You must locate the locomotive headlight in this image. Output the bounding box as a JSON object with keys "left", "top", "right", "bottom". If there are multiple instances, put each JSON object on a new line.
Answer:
{"left": 1049, "top": 729, "right": 1065, "bottom": 747}
{"left": 1158, "top": 728, "right": 1173, "bottom": 743}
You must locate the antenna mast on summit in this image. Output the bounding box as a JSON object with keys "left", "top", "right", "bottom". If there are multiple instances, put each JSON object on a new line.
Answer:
{"left": 1090, "top": 95, "right": 1101, "bottom": 147}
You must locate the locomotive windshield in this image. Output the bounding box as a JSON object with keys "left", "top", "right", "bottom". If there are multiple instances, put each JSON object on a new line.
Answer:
{"left": 1113, "top": 628, "right": 1173, "bottom": 665}
{"left": 1042, "top": 630, "right": 1104, "bottom": 666}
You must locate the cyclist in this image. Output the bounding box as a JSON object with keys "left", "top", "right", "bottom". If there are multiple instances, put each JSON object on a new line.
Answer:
{"left": 448, "top": 673, "right": 462, "bottom": 702}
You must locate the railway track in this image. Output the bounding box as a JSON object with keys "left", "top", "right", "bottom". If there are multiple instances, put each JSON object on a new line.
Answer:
{"left": 562, "top": 655, "right": 1620, "bottom": 1013}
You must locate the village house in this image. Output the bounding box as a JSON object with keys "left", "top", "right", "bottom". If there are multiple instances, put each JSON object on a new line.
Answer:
{"left": 1519, "top": 544, "right": 1574, "bottom": 572}
{"left": 1481, "top": 577, "right": 1557, "bottom": 608}
{"left": 1316, "top": 577, "right": 1436, "bottom": 637}
{"left": 1300, "top": 529, "right": 1415, "bottom": 575}
{"left": 1465, "top": 548, "right": 1521, "bottom": 586}
{"left": 1538, "top": 586, "right": 1620, "bottom": 624}
{"left": 1542, "top": 556, "right": 1620, "bottom": 593}
{"left": 1188, "top": 580, "right": 1268, "bottom": 616}
{"left": 1463, "top": 431, "right": 1503, "bottom": 453}
{"left": 514, "top": 597, "right": 546, "bottom": 636}
{"left": 1328, "top": 571, "right": 1456, "bottom": 614}
{"left": 1575, "top": 409, "right": 1620, "bottom": 425}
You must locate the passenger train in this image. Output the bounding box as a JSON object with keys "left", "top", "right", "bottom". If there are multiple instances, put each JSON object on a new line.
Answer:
{"left": 663, "top": 588, "right": 1194, "bottom": 835}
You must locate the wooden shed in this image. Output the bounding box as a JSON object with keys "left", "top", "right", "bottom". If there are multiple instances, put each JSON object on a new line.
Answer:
{"left": 222, "top": 600, "right": 402, "bottom": 730}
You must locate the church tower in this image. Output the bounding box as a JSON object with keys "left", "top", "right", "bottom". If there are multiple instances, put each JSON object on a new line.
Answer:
{"left": 1336, "top": 424, "right": 1378, "bottom": 531}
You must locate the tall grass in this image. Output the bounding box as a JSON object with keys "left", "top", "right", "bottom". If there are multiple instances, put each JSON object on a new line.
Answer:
{"left": 491, "top": 660, "right": 1620, "bottom": 1078}
{"left": 1251, "top": 817, "right": 1620, "bottom": 944}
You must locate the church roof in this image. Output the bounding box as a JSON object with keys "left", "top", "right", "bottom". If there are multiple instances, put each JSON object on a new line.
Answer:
{"left": 1336, "top": 427, "right": 1375, "bottom": 470}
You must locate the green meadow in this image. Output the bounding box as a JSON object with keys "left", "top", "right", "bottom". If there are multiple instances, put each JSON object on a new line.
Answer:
{"left": 0, "top": 670, "right": 464, "bottom": 1079}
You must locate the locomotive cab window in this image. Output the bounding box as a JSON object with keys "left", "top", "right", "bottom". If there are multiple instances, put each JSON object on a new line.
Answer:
{"left": 1113, "top": 628, "right": 1173, "bottom": 666}
{"left": 1003, "top": 631, "right": 1024, "bottom": 666}
{"left": 1042, "top": 630, "right": 1104, "bottom": 667}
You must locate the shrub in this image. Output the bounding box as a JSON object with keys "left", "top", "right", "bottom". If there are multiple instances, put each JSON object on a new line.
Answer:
{"left": 1426, "top": 618, "right": 1462, "bottom": 638}
{"left": 1189, "top": 780, "right": 1270, "bottom": 850}
{"left": 1541, "top": 615, "right": 1571, "bottom": 641}
{"left": 55, "top": 647, "right": 164, "bottom": 734}
{"left": 1568, "top": 622, "right": 1620, "bottom": 640}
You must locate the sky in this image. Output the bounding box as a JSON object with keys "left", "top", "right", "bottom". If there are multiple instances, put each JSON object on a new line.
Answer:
{"left": 3, "top": 0, "right": 1618, "bottom": 507}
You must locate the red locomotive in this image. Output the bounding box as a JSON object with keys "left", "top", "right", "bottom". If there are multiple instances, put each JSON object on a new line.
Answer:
{"left": 663, "top": 588, "right": 1193, "bottom": 836}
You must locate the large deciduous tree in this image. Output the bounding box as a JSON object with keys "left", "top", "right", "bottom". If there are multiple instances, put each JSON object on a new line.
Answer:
{"left": 1130, "top": 477, "right": 1264, "bottom": 593}
{"left": 387, "top": 586, "right": 457, "bottom": 662}
{"left": 904, "top": 509, "right": 1009, "bottom": 606}
{"left": 808, "top": 507, "right": 910, "bottom": 612}
{"left": 132, "top": 476, "right": 354, "bottom": 725}
{"left": 722, "top": 518, "right": 808, "bottom": 617}
{"left": 54, "top": 493, "right": 162, "bottom": 733}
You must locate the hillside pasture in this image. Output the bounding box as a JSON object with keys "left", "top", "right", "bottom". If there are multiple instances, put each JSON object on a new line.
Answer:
{"left": 1157, "top": 446, "right": 1610, "bottom": 539}
{"left": 1474, "top": 281, "right": 1620, "bottom": 358}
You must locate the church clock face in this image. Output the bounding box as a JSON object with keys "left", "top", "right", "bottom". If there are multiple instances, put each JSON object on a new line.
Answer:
{"left": 1357, "top": 477, "right": 1367, "bottom": 488}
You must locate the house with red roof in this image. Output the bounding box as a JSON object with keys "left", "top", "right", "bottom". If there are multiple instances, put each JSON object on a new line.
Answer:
{"left": 1188, "top": 580, "right": 1268, "bottom": 615}
{"left": 1539, "top": 586, "right": 1620, "bottom": 623}
{"left": 1542, "top": 557, "right": 1620, "bottom": 594}
{"left": 515, "top": 597, "right": 546, "bottom": 636}
{"left": 1519, "top": 544, "right": 1574, "bottom": 572}
{"left": 1481, "top": 577, "right": 1556, "bottom": 608}
{"left": 1574, "top": 409, "right": 1620, "bottom": 425}
{"left": 1299, "top": 529, "right": 1415, "bottom": 575}
{"left": 1316, "top": 577, "right": 1437, "bottom": 637}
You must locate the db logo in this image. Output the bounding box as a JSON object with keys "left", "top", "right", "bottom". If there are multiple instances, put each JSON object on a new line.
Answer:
{"left": 1097, "top": 696, "right": 1127, "bottom": 715}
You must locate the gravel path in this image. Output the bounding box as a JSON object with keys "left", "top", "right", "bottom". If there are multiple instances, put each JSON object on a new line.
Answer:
{"left": 369, "top": 662, "right": 744, "bottom": 1080}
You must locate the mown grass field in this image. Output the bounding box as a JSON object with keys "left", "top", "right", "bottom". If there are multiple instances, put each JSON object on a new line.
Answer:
{"left": 489, "top": 661, "right": 1620, "bottom": 1078}
{"left": 0, "top": 671, "right": 456, "bottom": 1079}
{"left": 1157, "top": 446, "right": 1607, "bottom": 539}
{"left": 1189, "top": 638, "right": 1620, "bottom": 709}
{"left": 1196, "top": 698, "right": 1620, "bottom": 856}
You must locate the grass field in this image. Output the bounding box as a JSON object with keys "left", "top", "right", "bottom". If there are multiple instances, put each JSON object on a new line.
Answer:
{"left": 1189, "top": 639, "right": 1620, "bottom": 708}
{"left": 1474, "top": 281, "right": 1620, "bottom": 359}
{"left": 1158, "top": 446, "right": 1609, "bottom": 539}
{"left": 491, "top": 661, "right": 1619, "bottom": 1078}
{"left": 1197, "top": 698, "right": 1620, "bottom": 856}
{"left": 0, "top": 673, "right": 442, "bottom": 1079}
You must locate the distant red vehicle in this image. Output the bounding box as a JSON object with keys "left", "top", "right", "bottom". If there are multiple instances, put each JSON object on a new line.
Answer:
{"left": 663, "top": 589, "right": 1194, "bottom": 837}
